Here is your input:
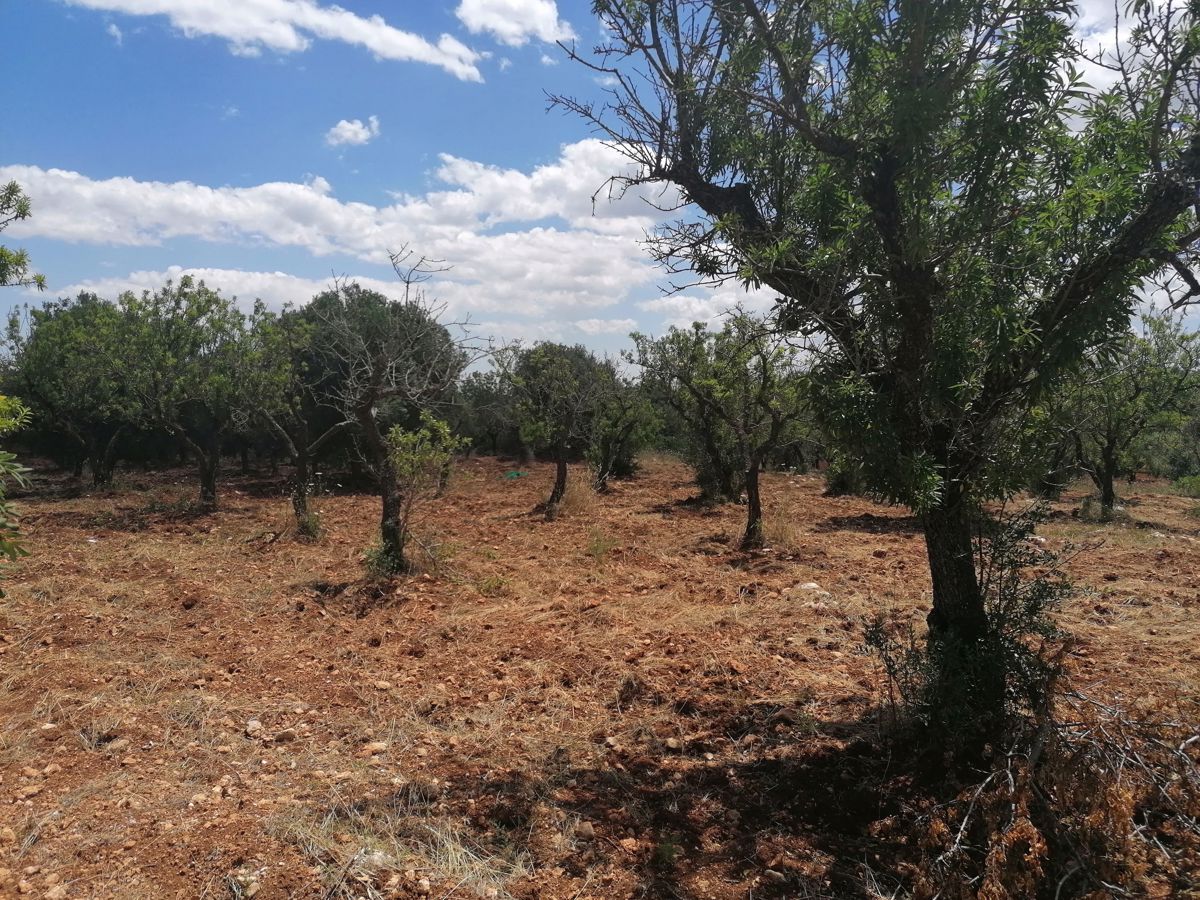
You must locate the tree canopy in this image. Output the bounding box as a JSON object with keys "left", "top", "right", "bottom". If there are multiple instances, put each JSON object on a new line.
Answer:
{"left": 557, "top": 0, "right": 1200, "bottom": 679}
{"left": 0, "top": 182, "right": 46, "bottom": 291}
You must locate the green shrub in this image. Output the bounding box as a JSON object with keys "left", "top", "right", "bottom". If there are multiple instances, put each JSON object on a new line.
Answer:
{"left": 823, "top": 456, "right": 867, "bottom": 497}
{"left": 1174, "top": 474, "right": 1200, "bottom": 498}
{"left": 363, "top": 543, "right": 406, "bottom": 579}
{"left": 585, "top": 528, "right": 619, "bottom": 564}
{"left": 295, "top": 510, "right": 321, "bottom": 540}
{"left": 865, "top": 505, "right": 1068, "bottom": 749}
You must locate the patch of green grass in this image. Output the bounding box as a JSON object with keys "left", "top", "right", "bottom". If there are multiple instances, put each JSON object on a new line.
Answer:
{"left": 1175, "top": 475, "right": 1200, "bottom": 499}
{"left": 476, "top": 574, "right": 510, "bottom": 597}
{"left": 585, "top": 528, "right": 619, "bottom": 564}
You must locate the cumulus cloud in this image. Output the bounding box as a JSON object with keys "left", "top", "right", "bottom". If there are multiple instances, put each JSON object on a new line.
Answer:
{"left": 637, "top": 285, "right": 777, "bottom": 330}
{"left": 575, "top": 317, "right": 637, "bottom": 335}
{"left": 0, "top": 140, "right": 678, "bottom": 319}
{"left": 64, "top": 0, "right": 484, "bottom": 81}
{"left": 325, "top": 115, "right": 380, "bottom": 147}
{"left": 455, "top": 0, "right": 574, "bottom": 47}
{"left": 50, "top": 267, "right": 655, "bottom": 345}
{"left": 56, "top": 266, "right": 404, "bottom": 313}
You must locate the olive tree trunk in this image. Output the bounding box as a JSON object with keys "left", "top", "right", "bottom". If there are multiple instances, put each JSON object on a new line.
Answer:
{"left": 740, "top": 461, "right": 764, "bottom": 550}
{"left": 356, "top": 406, "right": 408, "bottom": 572}
{"left": 545, "top": 452, "right": 569, "bottom": 519}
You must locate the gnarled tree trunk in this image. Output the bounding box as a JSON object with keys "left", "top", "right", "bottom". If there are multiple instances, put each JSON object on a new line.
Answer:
{"left": 741, "top": 461, "right": 764, "bottom": 550}
{"left": 545, "top": 452, "right": 569, "bottom": 519}
{"left": 356, "top": 405, "right": 408, "bottom": 572}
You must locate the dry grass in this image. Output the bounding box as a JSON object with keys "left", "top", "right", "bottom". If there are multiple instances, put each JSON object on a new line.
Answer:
{"left": 0, "top": 457, "right": 1197, "bottom": 897}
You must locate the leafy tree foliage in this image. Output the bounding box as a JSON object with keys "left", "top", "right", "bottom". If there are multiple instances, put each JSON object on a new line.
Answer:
{"left": 632, "top": 313, "right": 809, "bottom": 549}
{"left": 502, "top": 342, "right": 617, "bottom": 518}
{"left": 248, "top": 304, "right": 352, "bottom": 535}
{"left": 0, "top": 394, "right": 30, "bottom": 590}
{"left": 458, "top": 370, "right": 524, "bottom": 457}
{"left": 589, "top": 375, "right": 656, "bottom": 491}
{"left": 557, "top": 0, "right": 1200, "bottom": 700}
{"left": 379, "top": 414, "right": 469, "bottom": 574}
{"left": 306, "top": 273, "right": 471, "bottom": 571}
{"left": 113, "top": 278, "right": 251, "bottom": 508}
{"left": 1065, "top": 315, "right": 1200, "bottom": 517}
{"left": 6, "top": 294, "right": 132, "bottom": 485}
{"left": 642, "top": 352, "right": 746, "bottom": 505}
{"left": 0, "top": 182, "right": 45, "bottom": 290}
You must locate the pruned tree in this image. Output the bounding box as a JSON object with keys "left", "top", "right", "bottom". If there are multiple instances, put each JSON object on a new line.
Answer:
{"left": 113, "top": 277, "right": 250, "bottom": 508}
{"left": 458, "top": 369, "right": 523, "bottom": 458}
{"left": 637, "top": 331, "right": 745, "bottom": 504}
{"left": 589, "top": 374, "right": 656, "bottom": 491}
{"left": 501, "top": 342, "right": 616, "bottom": 518}
{"left": 632, "top": 312, "right": 809, "bottom": 549}
{"left": 555, "top": 0, "right": 1200, "bottom": 710}
{"left": 1066, "top": 314, "right": 1200, "bottom": 518}
{"left": 307, "top": 252, "right": 474, "bottom": 573}
{"left": 248, "top": 303, "right": 353, "bottom": 536}
{"left": 381, "top": 413, "right": 468, "bottom": 574}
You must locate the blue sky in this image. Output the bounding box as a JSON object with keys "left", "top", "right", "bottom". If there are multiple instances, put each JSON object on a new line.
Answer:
{"left": 2, "top": 0, "right": 760, "bottom": 350}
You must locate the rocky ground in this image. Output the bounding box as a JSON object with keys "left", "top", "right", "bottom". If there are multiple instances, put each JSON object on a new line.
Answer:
{"left": 1, "top": 456, "right": 1198, "bottom": 898}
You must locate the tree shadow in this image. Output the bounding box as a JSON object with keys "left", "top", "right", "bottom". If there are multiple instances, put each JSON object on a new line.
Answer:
{"left": 814, "top": 513, "right": 920, "bottom": 535}
{"left": 464, "top": 697, "right": 939, "bottom": 899}
{"left": 647, "top": 496, "right": 728, "bottom": 517}
{"left": 24, "top": 499, "right": 215, "bottom": 533}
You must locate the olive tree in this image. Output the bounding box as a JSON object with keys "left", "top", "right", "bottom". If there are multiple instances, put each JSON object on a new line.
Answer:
{"left": 589, "top": 374, "right": 656, "bottom": 491}
{"left": 556, "top": 0, "right": 1200, "bottom": 696}
{"left": 6, "top": 294, "right": 132, "bottom": 484}
{"left": 248, "top": 304, "right": 353, "bottom": 535}
{"left": 306, "top": 256, "right": 472, "bottom": 574}
{"left": 1067, "top": 314, "right": 1200, "bottom": 518}
{"left": 113, "top": 278, "right": 250, "bottom": 508}
{"left": 382, "top": 414, "right": 468, "bottom": 573}
{"left": 632, "top": 312, "right": 809, "bottom": 549}
{"left": 458, "top": 370, "right": 523, "bottom": 457}
{"left": 501, "top": 342, "right": 616, "bottom": 518}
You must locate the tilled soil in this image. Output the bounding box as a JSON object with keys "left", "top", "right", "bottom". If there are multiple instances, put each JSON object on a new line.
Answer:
{"left": 1, "top": 456, "right": 1198, "bottom": 898}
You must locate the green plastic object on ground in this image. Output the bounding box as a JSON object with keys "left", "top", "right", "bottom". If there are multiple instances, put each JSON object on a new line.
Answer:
{"left": 504, "top": 471, "right": 528, "bottom": 479}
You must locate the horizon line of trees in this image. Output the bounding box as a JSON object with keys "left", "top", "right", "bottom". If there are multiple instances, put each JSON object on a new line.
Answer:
{"left": 5, "top": 277, "right": 1200, "bottom": 542}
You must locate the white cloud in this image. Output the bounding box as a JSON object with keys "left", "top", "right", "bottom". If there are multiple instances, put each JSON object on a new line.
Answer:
{"left": 539, "top": 52, "right": 558, "bottom": 66}
{"left": 325, "top": 115, "right": 380, "bottom": 147}
{"left": 575, "top": 317, "right": 637, "bottom": 335}
{"left": 56, "top": 266, "right": 403, "bottom": 313}
{"left": 65, "top": 0, "right": 484, "bottom": 81}
{"left": 498, "top": 57, "right": 512, "bottom": 72}
{"left": 638, "top": 285, "right": 776, "bottom": 329}
{"left": 0, "top": 140, "right": 674, "bottom": 318}
{"left": 455, "top": 0, "right": 574, "bottom": 47}
{"left": 50, "top": 268, "right": 647, "bottom": 345}
{"left": 106, "top": 22, "right": 123, "bottom": 44}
